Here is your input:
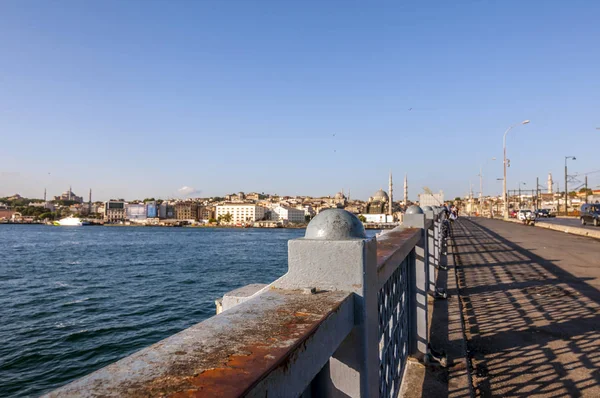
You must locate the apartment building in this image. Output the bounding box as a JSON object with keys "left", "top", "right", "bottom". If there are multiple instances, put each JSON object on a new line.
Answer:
{"left": 216, "top": 204, "right": 265, "bottom": 224}
{"left": 271, "top": 205, "right": 305, "bottom": 223}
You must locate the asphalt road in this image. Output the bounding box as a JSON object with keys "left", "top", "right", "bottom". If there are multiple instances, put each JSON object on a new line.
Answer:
{"left": 536, "top": 216, "right": 600, "bottom": 231}
{"left": 451, "top": 218, "right": 600, "bottom": 397}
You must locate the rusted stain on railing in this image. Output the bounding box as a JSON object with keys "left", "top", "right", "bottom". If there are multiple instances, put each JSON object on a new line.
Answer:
{"left": 45, "top": 289, "right": 352, "bottom": 398}
{"left": 377, "top": 227, "right": 420, "bottom": 268}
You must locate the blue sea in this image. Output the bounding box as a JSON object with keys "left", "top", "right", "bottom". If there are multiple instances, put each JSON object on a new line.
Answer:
{"left": 0, "top": 225, "right": 321, "bottom": 397}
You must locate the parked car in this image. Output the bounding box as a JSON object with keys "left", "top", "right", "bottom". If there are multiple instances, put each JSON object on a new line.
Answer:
{"left": 510, "top": 210, "right": 518, "bottom": 218}
{"left": 580, "top": 204, "right": 600, "bottom": 226}
{"left": 536, "top": 209, "right": 555, "bottom": 218}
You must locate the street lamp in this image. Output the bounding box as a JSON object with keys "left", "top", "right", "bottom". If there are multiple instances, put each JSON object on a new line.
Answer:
{"left": 565, "top": 156, "right": 576, "bottom": 215}
{"left": 503, "top": 120, "right": 530, "bottom": 219}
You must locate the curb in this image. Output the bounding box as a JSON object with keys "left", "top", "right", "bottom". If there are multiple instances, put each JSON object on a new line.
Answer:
{"left": 490, "top": 217, "right": 600, "bottom": 241}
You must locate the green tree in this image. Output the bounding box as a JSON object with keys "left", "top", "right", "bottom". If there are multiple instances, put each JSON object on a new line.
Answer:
{"left": 579, "top": 188, "right": 593, "bottom": 195}
{"left": 143, "top": 198, "right": 156, "bottom": 203}
{"left": 358, "top": 214, "right": 367, "bottom": 223}
{"left": 222, "top": 212, "right": 233, "bottom": 223}
{"left": 305, "top": 215, "right": 312, "bottom": 223}
{"left": 38, "top": 212, "right": 55, "bottom": 220}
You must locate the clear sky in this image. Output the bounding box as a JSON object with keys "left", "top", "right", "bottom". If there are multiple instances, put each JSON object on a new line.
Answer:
{"left": 1, "top": 0, "right": 599, "bottom": 201}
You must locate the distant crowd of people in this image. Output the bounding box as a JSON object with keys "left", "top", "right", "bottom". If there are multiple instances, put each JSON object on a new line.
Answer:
{"left": 442, "top": 203, "right": 459, "bottom": 221}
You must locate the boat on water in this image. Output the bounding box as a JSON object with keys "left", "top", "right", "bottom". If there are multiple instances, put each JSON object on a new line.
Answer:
{"left": 53, "top": 216, "right": 88, "bottom": 226}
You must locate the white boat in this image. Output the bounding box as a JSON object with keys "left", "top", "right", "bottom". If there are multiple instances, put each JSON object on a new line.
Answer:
{"left": 53, "top": 216, "right": 84, "bottom": 226}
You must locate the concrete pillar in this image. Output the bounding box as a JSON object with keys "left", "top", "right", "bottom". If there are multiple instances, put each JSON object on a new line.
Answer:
{"left": 403, "top": 206, "right": 429, "bottom": 357}
{"left": 273, "top": 209, "right": 378, "bottom": 398}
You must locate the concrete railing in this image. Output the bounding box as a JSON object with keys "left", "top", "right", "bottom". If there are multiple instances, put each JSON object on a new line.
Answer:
{"left": 46, "top": 207, "right": 448, "bottom": 398}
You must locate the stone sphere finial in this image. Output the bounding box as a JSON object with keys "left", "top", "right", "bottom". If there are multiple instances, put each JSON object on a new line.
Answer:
{"left": 422, "top": 206, "right": 433, "bottom": 212}
{"left": 305, "top": 209, "right": 366, "bottom": 240}
{"left": 405, "top": 205, "right": 424, "bottom": 215}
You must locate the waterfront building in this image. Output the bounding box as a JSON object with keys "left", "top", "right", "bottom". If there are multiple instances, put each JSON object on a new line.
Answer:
{"left": 146, "top": 201, "right": 158, "bottom": 218}
{"left": 198, "top": 206, "right": 215, "bottom": 221}
{"left": 298, "top": 204, "right": 316, "bottom": 218}
{"left": 159, "top": 202, "right": 175, "bottom": 219}
{"left": 0, "top": 205, "right": 15, "bottom": 220}
{"left": 362, "top": 213, "right": 393, "bottom": 223}
{"left": 175, "top": 202, "right": 198, "bottom": 221}
{"left": 126, "top": 203, "right": 147, "bottom": 221}
{"left": 418, "top": 191, "right": 444, "bottom": 207}
{"left": 54, "top": 187, "right": 84, "bottom": 203}
{"left": 104, "top": 200, "right": 127, "bottom": 223}
{"left": 216, "top": 204, "right": 265, "bottom": 224}
{"left": 271, "top": 206, "right": 305, "bottom": 223}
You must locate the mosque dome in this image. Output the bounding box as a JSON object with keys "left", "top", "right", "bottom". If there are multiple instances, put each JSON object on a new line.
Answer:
{"left": 372, "top": 188, "right": 389, "bottom": 202}
{"left": 334, "top": 191, "right": 346, "bottom": 200}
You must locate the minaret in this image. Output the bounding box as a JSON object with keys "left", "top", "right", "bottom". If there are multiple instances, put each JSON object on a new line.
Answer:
{"left": 388, "top": 171, "right": 393, "bottom": 216}
{"left": 44, "top": 188, "right": 47, "bottom": 202}
{"left": 69, "top": 185, "right": 72, "bottom": 201}
{"left": 404, "top": 174, "right": 408, "bottom": 205}
{"left": 547, "top": 173, "right": 553, "bottom": 194}
{"left": 89, "top": 189, "right": 92, "bottom": 213}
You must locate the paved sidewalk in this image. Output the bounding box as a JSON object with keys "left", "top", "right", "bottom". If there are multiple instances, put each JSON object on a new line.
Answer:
{"left": 451, "top": 218, "right": 600, "bottom": 397}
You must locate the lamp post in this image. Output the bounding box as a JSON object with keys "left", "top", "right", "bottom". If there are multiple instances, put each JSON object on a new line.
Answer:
{"left": 503, "top": 120, "right": 530, "bottom": 219}
{"left": 564, "top": 156, "right": 576, "bottom": 215}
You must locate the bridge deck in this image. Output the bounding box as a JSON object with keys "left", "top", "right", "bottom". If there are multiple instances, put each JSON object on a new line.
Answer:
{"left": 451, "top": 218, "right": 600, "bottom": 397}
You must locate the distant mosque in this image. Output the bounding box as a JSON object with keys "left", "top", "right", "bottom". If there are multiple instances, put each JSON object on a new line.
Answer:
{"left": 53, "top": 186, "right": 84, "bottom": 203}
{"left": 362, "top": 172, "right": 399, "bottom": 223}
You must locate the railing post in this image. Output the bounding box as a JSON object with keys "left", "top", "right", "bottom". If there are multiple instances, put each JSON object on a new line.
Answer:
{"left": 402, "top": 206, "right": 429, "bottom": 358}
{"left": 273, "top": 209, "right": 378, "bottom": 397}
{"left": 422, "top": 206, "right": 437, "bottom": 293}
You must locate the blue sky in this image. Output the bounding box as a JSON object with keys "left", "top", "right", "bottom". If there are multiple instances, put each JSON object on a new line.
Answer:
{"left": 1, "top": 0, "right": 599, "bottom": 201}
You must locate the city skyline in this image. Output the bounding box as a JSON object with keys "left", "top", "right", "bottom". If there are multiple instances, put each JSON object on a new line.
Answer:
{"left": 1, "top": 1, "right": 599, "bottom": 200}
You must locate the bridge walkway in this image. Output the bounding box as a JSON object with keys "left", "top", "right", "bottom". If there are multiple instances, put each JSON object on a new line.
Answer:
{"left": 450, "top": 218, "right": 600, "bottom": 397}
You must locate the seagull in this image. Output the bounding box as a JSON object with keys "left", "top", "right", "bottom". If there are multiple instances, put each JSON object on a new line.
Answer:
{"left": 408, "top": 108, "right": 413, "bottom": 111}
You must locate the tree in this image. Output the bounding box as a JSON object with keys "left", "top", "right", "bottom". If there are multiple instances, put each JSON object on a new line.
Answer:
{"left": 208, "top": 218, "right": 217, "bottom": 224}
{"left": 305, "top": 215, "right": 312, "bottom": 223}
{"left": 38, "top": 212, "right": 55, "bottom": 220}
{"left": 222, "top": 212, "right": 233, "bottom": 223}
{"left": 143, "top": 198, "right": 156, "bottom": 203}
{"left": 579, "top": 188, "right": 593, "bottom": 195}
{"left": 358, "top": 214, "right": 367, "bottom": 223}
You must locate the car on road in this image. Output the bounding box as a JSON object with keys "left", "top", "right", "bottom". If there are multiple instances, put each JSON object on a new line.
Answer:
{"left": 580, "top": 204, "right": 600, "bottom": 227}
{"left": 535, "top": 208, "right": 553, "bottom": 218}
{"left": 510, "top": 210, "right": 518, "bottom": 218}
{"left": 518, "top": 209, "right": 536, "bottom": 225}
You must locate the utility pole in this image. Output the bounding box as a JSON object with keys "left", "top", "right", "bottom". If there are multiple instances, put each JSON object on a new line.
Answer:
{"left": 565, "top": 161, "right": 568, "bottom": 215}
{"left": 565, "top": 156, "right": 576, "bottom": 216}
{"left": 585, "top": 176, "right": 588, "bottom": 204}
{"left": 479, "top": 166, "right": 483, "bottom": 216}
{"left": 536, "top": 177, "right": 539, "bottom": 209}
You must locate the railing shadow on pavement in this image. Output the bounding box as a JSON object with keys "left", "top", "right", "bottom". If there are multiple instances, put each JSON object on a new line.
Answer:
{"left": 451, "top": 218, "right": 600, "bottom": 398}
